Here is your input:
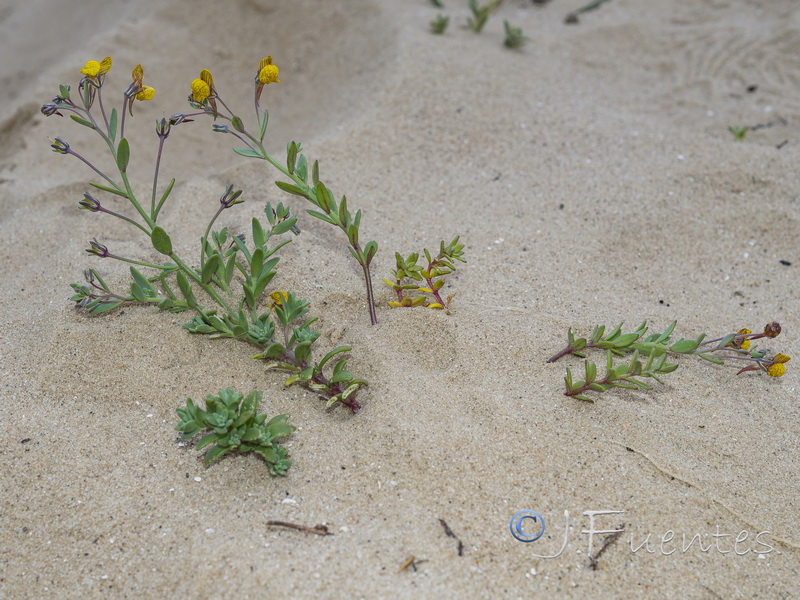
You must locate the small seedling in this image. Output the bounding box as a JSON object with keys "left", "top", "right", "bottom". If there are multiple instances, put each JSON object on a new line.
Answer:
{"left": 467, "top": 0, "right": 504, "bottom": 33}
{"left": 548, "top": 321, "right": 789, "bottom": 401}
{"left": 431, "top": 14, "right": 450, "bottom": 34}
{"left": 565, "top": 0, "right": 613, "bottom": 24}
{"left": 503, "top": 20, "right": 528, "bottom": 48}
{"left": 383, "top": 237, "right": 465, "bottom": 311}
{"left": 728, "top": 126, "right": 749, "bottom": 141}
{"left": 176, "top": 388, "right": 294, "bottom": 474}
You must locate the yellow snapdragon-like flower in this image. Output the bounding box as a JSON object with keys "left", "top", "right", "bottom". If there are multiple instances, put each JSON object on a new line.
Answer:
{"left": 734, "top": 328, "right": 751, "bottom": 350}
{"left": 81, "top": 56, "right": 112, "bottom": 78}
{"left": 191, "top": 69, "right": 215, "bottom": 102}
{"left": 130, "top": 64, "right": 155, "bottom": 101}
{"left": 767, "top": 354, "right": 790, "bottom": 377}
{"left": 269, "top": 291, "right": 289, "bottom": 308}
{"left": 136, "top": 85, "right": 155, "bottom": 101}
{"left": 258, "top": 56, "right": 280, "bottom": 84}
{"left": 190, "top": 79, "right": 210, "bottom": 102}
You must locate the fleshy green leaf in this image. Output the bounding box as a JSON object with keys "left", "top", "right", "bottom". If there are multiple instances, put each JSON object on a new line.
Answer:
{"left": 151, "top": 226, "right": 173, "bottom": 255}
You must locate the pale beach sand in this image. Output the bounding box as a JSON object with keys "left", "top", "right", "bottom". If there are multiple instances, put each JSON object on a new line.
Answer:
{"left": 1, "top": 1, "right": 798, "bottom": 598}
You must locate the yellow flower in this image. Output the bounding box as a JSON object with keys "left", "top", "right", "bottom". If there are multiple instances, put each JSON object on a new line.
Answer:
{"left": 255, "top": 57, "right": 280, "bottom": 105}
{"left": 767, "top": 354, "right": 791, "bottom": 377}
{"left": 269, "top": 291, "right": 289, "bottom": 308}
{"left": 767, "top": 363, "right": 786, "bottom": 377}
{"left": 190, "top": 70, "right": 217, "bottom": 117}
{"left": 766, "top": 353, "right": 790, "bottom": 377}
{"left": 136, "top": 85, "right": 155, "bottom": 101}
{"left": 128, "top": 64, "right": 155, "bottom": 101}
{"left": 736, "top": 328, "right": 751, "bottom": 350}
{"left": 258, "top": 56, "right": 280, "bottom": 84}
{"left": 81, "top": 56, "right": 112, "bottom": 78}
{"left": 191, "top": 78, "right": 211, "bottom": 102}
{"left": 727, "top": 328, "right": 751, "bottom": 350}
{"left": 190, "top": 69, "right": 215, "bottom": 102}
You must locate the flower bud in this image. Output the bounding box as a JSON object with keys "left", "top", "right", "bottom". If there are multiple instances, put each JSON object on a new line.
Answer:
{"left": 220, "top": 185, "right": 244, "bottom": 209}
{"left": 86, "top": 240, "right": 110, "bottom": 257}
{"left": 79, "top": 193, "right": 101, "bottom": 212}
{"left": 49, "top": 137, "right": 70, "bottom": 154}
{"left": 156, "top": 118, "right": 171, "bottom": 139}
{"left": 41, "top": 103, "right": 63, "bottom": 117}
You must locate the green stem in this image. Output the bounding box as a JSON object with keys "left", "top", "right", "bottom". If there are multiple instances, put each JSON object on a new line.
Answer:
{"left": 169, "top": 252, "right": 234, "bottom": 315}
{"left": 120, "top": 171, "right": 156, "bottom": 230}
{"left": 107, "top": 253, "right": 177, "bottom": 271}
{"left": 151, "top": 134, "right": 167, "bottom": 221}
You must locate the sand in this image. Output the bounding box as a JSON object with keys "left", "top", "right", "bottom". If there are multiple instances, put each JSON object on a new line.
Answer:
{"left": 1, "top": 0, "right": 798, "bottom": 597}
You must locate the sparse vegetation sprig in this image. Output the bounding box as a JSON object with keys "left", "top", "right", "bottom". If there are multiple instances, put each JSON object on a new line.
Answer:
{"left": 176, "top": 387, "right": 294, "bottom": 474}
{"left": 431, "top": 14, "right": 450, "bottom": 34}
{"left": 728, "top": 125, "right": 749, "bottom": 141}
{"left": 184, "top": 60, "right": 379, "bottom": 325}
{"left": 565, "top": 0, "right": 613, "bottom": 24}
{"left": 467, "top": 0, "right": 504, "bottom": 33}
{"left": 548, "top": 321, "right": 789, "bottom": 401}
{"left": 503, "top": 20, "right": 528, "bottom": 49}
{"left": 383, "top": 237, "right": 465, "bottom": 311}
{"left": 42, "top": 57, "right": 367, "bottom": 413}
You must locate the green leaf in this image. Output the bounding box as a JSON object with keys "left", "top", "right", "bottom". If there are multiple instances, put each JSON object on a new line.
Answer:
{"left": 275, "top": 181, "right": 308, "bottom": 197}
{"left": 195, "top": 432, "right": 219, "bottom": 451}
{"left": 590, "top": 325, "right": 606, "bottom": 343}
{"left": 176, "top": 271, "right": 197, "bottom": 307}
{"left": 204, "top": 445, "right": 230, "bottom": 465}
{"left": 233, "top": 147, "right": 262, "bottom": 158}
{"left": 201, "top": 254, "right": 220, "bottom": 284}
{"left": 611, "top": 333, "right": 641, "bottom": 348}
{"left": 585, "top": 361, "right": 597, "bottom": 383}
{"left": 116, "top": 138, "right": 130, "bottom": 172}
{"left": 259, "top": 109, "right": 269, "bottom": 141}
{"left": 314, "top": 182, "right": 333, "bottom": 212}
{"left": 306, "top": 209, "right": 336, "bottom": 225}
{"left": 317, "top": 346, "right": 351, "bottom": 371}
{"left": 331, "top": 369, "right": 353, "bottom": 383}
{"left": 224, "top": 254, "right": 237, "bottom": 284}
{"left": 669, "top": 339, "right": 700, "bottom": 354}
{"left": 87, "top": 300, "right": 124, "bottom": 313}
{"left": 89, "top": 181, "right": 128, "bottom": 198}
{"left": 252, "top": 217, "right": 266, "bottom": 248}
{"left": 652, "top": 321, "right": 677, "bottom": 344}
{"left": 266, "top": 414, "right": 295, "bottom": 440}
{"left": 287, "top": 141, "right": 298, "bottom": 174}
{"left": 130, "top": 267, "right": 155, "bottom": 297}
{"left": 151, "top": 226, "right": 173, "bottom": 255}
{"left": 363, "top": 241, "right": 378, "bottom": 264}
{"left": 294, "top": 341, "right": 312, "bottom": 364}
{"left": 155, "top": 178, "right": 175, "bottom": 218}
{"left": 69, "top": 115, "right": 95, "bottom": 129}
{"left": 697, "top": 353, "right": 725, "bottom": 365}
{"left": 250, "top": 247, "right": 264, "bottom": 279}
{"left": 272, "top": 216, "right": 298, "bottom": 236}
{"left": 108, "top": 108, "right": 118, "bottom": 142}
